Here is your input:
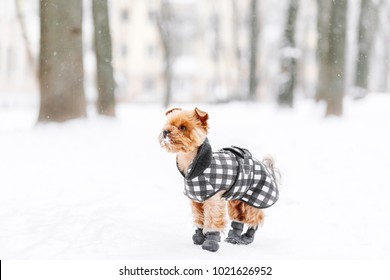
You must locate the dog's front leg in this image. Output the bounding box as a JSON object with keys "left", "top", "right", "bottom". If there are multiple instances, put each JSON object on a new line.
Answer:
{"left": 201, "top": 191, "right": 226, "bottom": 252}
{"left": 191, "top": 201, "right": 206, "bottom": 245}
{"left": 191, "top": 201, "right": 204, "bottom": 228}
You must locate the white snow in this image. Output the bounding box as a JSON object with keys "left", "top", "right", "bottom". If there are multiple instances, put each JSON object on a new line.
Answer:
{"left": 1, "top": 94, "right": 390, "bottom": 259}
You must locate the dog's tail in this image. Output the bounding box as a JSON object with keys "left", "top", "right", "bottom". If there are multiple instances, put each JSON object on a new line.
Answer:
{"left": 262, "top": 155, "right": 281, "bottom": 185}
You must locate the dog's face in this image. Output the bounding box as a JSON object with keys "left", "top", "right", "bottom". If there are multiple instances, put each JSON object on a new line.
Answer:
{"left": 159, "top": 108, "right": 209, "bottom": 153}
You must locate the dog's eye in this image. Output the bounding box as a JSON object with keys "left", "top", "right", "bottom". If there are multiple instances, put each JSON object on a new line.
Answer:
{"left": 179, "top": 125, "right": 187, "bottom": 131}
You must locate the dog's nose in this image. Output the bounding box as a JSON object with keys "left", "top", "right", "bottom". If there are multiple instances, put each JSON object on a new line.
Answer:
{"left": 163, "top": 130, "right": 170, "bottom": 138}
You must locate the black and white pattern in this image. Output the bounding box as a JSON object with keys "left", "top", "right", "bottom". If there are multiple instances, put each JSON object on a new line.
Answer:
{"left": 180, "top": 140, "right": 279, "bottom": 209}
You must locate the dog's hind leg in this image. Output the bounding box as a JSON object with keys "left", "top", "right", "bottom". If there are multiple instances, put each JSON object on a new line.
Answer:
{"left": 240, "top": 203, "right": 265, "bottom": 245}
{"left": 240, "top": 226, "right": 258, "bottom": 244}
{"left": 191, "top": 201, "right": 206, "bottom": 245}
{"left": 226, "top": 200, "right": 245, "bottom": 244}
{"left": 226, "top": 200, "right": 265, "bottom": 245}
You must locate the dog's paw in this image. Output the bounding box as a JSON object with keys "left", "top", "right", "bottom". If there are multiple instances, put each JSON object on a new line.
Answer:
{"left": 192, "top": 229, "right": 206, "bottom": 245}
{"left": 225, "top": 236, "right": 243, "bottom": 245}
{"left": 225, "top": 221, "right": 245, "bottom": 245}
{"left": 201, "top": 231, "right": 221, "bottom": 252}
{"left": 201, "top": 240, "right": 219, "bottom": 252}
{"left": 239, "top": 227, "right": 257, "bottom": 245}
{"left": 239, "top": 233, "right": 255, "bottom": 245}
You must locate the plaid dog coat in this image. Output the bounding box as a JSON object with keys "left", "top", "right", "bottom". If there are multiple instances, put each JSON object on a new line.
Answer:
{"left": 177, "top": 138, "right": 279, "bottom": 209}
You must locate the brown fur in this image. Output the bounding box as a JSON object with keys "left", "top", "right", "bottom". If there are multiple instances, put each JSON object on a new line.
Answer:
{"left": 228, "top": 200, "right": 246, "bottom": 222}
{"left": 228, "top": 200, "right": 265, "bottom": 228}
{"left": 159, "top": 108, "right": 267, "bottom": 234}
{"left": 203, "top": 198, "right": 227, "bottom": 232}
{"left": 159, "top": 108, "right": 208, "bottom": 155}
{"left": 191, "top": 201, "right": 204, "bottom": 228}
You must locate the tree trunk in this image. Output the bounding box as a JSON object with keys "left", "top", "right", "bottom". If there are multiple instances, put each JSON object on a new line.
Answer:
{"left": 38, "top": 0, "right": 86, "bottom": 122}
{"left": 354, "top": 0, "right": 379, "bottom": 91}
{"left": 324, "top": 0, "right": 348, "bottom": 116}
{"left": 379, "top": 1, "right": 390, "bottom": 92}
{"left": 315, "top": 0, "right": 331, "bottom": 102}
{"left": 248, "top": 0, "right": 259, "bottom": 100}
{"left": 211, "top": 8, "right": 223, "bottom": 102}
{"left": 92, "top": 0, "right": 116, "bottom": 116}
{"left": 156, "top": 0, "right": 173, "bottom": 108}
{"left": 231, "top": 0, "right": 242, "bottom": 99}
{"left": 382, "top": 29, "right": 390, "bottom": 92}
{"left": 163, "top": 56, "right": 173, "bottom": 108}
{"left": 278, "top": 0, "right": 299, "bottom": 107}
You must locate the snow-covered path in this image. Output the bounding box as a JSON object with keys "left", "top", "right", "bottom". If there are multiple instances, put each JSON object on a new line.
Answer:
{"left": 1, "top": 95, "right": 390, "bottom": 259}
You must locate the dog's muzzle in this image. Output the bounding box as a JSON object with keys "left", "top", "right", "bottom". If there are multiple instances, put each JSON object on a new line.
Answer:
{"left": 161, "top": 130, "right": 172, "bottom": 146}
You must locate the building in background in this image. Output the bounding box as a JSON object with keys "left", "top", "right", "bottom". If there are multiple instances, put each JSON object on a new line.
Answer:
{"left": 0, "top": 0, "right": 252, "bottom": 103}
{"left": 0, "top": 0, "right": 319, "bottom": 103}
{"left": 110, "top": 0, "right": 249, "bottom": 103}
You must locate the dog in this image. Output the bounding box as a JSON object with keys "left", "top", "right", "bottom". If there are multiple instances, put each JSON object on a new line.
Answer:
{"left": 159, "top": 107, "right": 279, "bottom": 252}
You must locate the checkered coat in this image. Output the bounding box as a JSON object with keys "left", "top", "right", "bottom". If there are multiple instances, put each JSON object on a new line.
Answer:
{"left": 177, "top": 139, "right": 279, "bottom": 209}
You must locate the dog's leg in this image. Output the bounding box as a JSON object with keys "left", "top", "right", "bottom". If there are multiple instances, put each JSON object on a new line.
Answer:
{"left": 202, "top": 231, "right": 221, "bottom": 252}
{"left": 240, "top": 226, "right": 258, "bottom": 245}
{"left": 191, "top": 201, "right": 206, "bottom": 245}
{"left": 225, "top": 221, "right": 245, "bottom": 244}
{"left": 226, "top": 200, "right": 265, "bottom": 245}
{"left": 201, "top": 192, "right": 226, "bottom": 252}
{"left": 239, "top": 203, "right": 265, "bottom": 245}
{"left": 226, "top": 200, "right": 245, "bottom": 244}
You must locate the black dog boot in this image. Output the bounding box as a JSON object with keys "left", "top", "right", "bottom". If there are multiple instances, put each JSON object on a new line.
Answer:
{"left": 201, "top": 231, "right": 221, "bottom": 252}
{"left": 225, "top": 221, "right": 244, "bottom": 244}
{"left": 240, "top": 226, "right": 258, "bottom": 245}
{"left": 192, "top": 228, "right": 206, "bottom": 245}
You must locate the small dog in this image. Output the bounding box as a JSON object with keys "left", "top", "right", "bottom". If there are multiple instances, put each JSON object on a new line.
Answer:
{"left": 159, "top": 107, "right": 279, "bottom": 252}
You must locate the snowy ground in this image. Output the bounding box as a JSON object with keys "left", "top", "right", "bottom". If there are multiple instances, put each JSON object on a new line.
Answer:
{"left": 1, "top": 93, "right": 390, "bottom": 260}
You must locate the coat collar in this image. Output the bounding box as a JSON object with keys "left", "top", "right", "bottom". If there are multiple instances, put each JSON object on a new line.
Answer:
{"left": 177, "top": 138, "right": 212, "bottom": 180}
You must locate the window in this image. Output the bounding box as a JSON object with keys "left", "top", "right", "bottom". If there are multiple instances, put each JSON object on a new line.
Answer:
{"left": 144, "top": 77, "right": 155, "bottom": 92}
{"left": 121, "top": 44, "right": 128, "bottom": 58}
{"left": 7, "top": 47, "right": 16, "bottom": 76}
{"left": 121, "top": 9, "right": 129, "bottom": 21}
{"left": 148, "top": 10, "right": 157, "bottom": 23}
{"left": 146, "top": 44, "right": 156, "bottom": 58}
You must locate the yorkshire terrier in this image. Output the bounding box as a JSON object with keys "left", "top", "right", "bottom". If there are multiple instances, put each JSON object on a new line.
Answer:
{"left": 159, "top": 107, "right": 279, "bottom": 252}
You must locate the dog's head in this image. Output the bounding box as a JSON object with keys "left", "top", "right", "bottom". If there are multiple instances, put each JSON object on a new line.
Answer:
{"left": 159, "top": 108, "right": 209, "bottom": 153}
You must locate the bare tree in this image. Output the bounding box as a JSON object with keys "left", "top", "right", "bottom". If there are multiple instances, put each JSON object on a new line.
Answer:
{"left": 354, "top": 0, "right": 380, "bottom": 95}
{"left": 231, "top": 0, "right": 240, "bottom": 66}
{"left": 324, "top": 0, "right": 348, "bottom": 116}
{"left": 156, "top": 0, "right": 174, "bottom": 108}
{"left": 379, "top": 2, "right": 390, "bottom": 92}
{"left": 315, "top": 0, "right": 331, "bottom": 102}
{"left": 92, "top": 0, "right": 116, "bottom": 116}
{"left": 38, "top": 0, "right": 86, "bottom": 122}
{"left": 15, "top": 0, "right": 36, "bottom": 75}
{"left": 210, "top": 7, "right": 223, "bottom": 101}
{"left": 278, "top": 0, "right": 299, "bottom": 107}
{"left": 248, "top": 0, "right": 259, "bottom": 100}
{"left": 231, "top": 0, "right": 244, "bottom": 99}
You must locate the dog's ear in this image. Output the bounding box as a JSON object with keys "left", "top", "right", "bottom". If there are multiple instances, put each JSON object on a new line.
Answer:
{"left": 165, "top": 108, "right": 182, "bottom": 116}
{"left": 194, "top": 107, "right": 209, "bottom": 125}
